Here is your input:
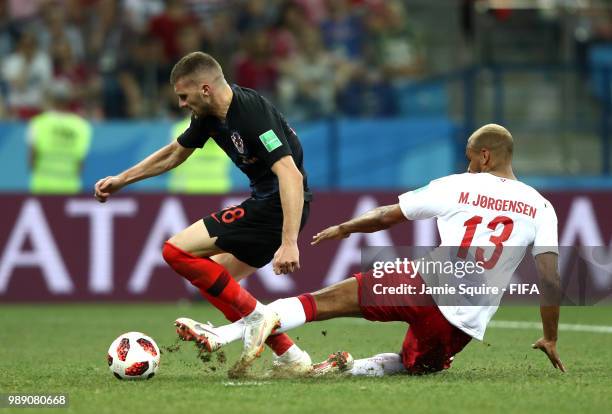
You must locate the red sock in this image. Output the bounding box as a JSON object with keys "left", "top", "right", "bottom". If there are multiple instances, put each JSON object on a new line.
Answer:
{"left": 297, "top": 293, "right": 317, "bottom": 322}
{"left": 198, "top": 288, "right": 242, "bottom": 321}
{"left": 265, "top": 333, "right": 294, "bottom": 356}
{"left": 162, "top": 242, "right": 256, "bottom": 316}
{"left": 198, "top": 285, "right": 295, "bottom": 355}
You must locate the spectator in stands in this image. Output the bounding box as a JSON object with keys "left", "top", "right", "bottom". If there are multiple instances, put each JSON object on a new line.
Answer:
{"left": 573, "top": 6, "right": 612, "bottom": 78}
{"left": 50, "top": 37, "right": 100, "bottom": 116}
{"left": 27, "top": 81, "right": 92, "bottom": 194}
{"left": 0, "top": 0, "right": 15, "bottom": 110}
{"left": 294, "top": 0, "right": 328, "bottom": 25}
{"left": 269, "top": 1, "right": 309, "bottom": 61}
{"left": 89, "top": 0, "right": 135, "bottom": 70}
{"left": 1, "top": 30, "right": 52, "bottom": 119}
{"left": 122, "top": 0, "right": 165, "bottom": 34}
{"left": 149, "top": 0, "right": 198, "bottom": 62}
{"left": 201, "top": 10, "right": 239, "bottom": 74}
{"left": 117, "top": 34, "right": 172, "bottom": 118}
{"left": 236, "top": 0, "right": 276, "bottom": 33}
{"left": 176, "top": 25, "right": 205, "bottom": 58}
{"left": 0, "top": 0, "right": 433, "bottom": 120}
{"left": 278, "top": 27, "right": 351, "bottom": 120}
{"left": 0, "top": 0, "right": 16, "bottom": 61}
{"left": 63, "top": 0, "right": 90, "bottom": 43}
{"left": 332, "top": 2, "right": 420, "bottom": 117}
{"left": 337, "top": 37, "right": 399, "bottom": 118}
{"left": 364, "top": 1, "right": 424, "bottom": 83}
{"left": 320, "top": 0, "right": 365, "bottom": 61}
{"left": 7, "top": 0, "right": 39, "bottom": 22}
{"left": 37, "top": 3, "right": 84, "bottom": 60}
{"left": 89, "top": 0, "right": 136, "bottom": 118}
{"left": 182, "top": 0, "right": 236, "bottom": 26}
{"left": 233, "top": 28, "right": 279, "bottom": 99}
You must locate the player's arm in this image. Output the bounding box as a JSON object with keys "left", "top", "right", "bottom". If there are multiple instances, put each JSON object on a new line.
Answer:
{"left": 313, "top": 179, "right": 449, "bottom": 245}
{"left": 312, "top": 204, "right": 406, "bottom": 245}
{"left": 248, "top": 99, "right": 303, "bottom": 275}
{"left": 94, "top": 141, "right": 194, "bottom": 202}
{"left": 532, "top": 252, "right": 566, "bottom": 372}
{"left": 271, "top": 155, "right": 304, "bottom": 274}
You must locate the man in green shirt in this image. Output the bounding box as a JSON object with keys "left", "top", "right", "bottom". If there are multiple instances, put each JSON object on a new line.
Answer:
{"left": 168, "top": 117, "right": 231, "bottom": 194}
{"left": 28, "top": 83, "right": 92, "bottom": 194}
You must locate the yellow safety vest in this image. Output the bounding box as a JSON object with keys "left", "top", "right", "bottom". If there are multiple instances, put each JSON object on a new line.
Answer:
{"left": 168, "top": 118, "right": 231, "bottom": 194}
{"left": 29, "top": 111, "right": 92, "bottom": 194}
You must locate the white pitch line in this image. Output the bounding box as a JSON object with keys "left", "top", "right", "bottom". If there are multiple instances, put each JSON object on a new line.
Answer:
{"left": 489, "top": 320, "right": 612, "bottom": 334}
{"left": 222, "top": 381, "right": 271, "bottom": 387}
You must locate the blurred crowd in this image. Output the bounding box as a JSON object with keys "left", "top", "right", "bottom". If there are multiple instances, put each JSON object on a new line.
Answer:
{"left": 0, "top": 0, "right": 425, "bottom": 121}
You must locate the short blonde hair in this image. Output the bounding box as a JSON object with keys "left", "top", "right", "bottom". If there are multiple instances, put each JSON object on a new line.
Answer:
{"left": 468, "top": 124, "right": 513, "bottom": 159}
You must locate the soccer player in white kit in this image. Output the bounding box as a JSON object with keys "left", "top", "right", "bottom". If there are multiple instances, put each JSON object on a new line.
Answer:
{"left": 178, "top": 124, "right": 566, "bottom": 376}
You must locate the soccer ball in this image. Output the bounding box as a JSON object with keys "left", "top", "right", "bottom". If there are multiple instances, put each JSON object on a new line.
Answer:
{"left": 107, "top": 332, "right": 160, "bottom": 380}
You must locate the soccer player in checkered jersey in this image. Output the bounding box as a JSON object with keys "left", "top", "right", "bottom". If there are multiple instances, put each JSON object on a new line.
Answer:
{"left": 94, "top": 52, "right": 312, "bottom": 374}
{"left": 190, "top": 124, "right": 566, "bottom": 376}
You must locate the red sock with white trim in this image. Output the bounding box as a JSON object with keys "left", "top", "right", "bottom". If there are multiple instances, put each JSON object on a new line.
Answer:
{"left": 297, "top": 294, "right": 317, "bottom": 322}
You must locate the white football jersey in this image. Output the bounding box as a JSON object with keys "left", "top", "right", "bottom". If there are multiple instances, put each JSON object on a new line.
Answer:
{"left": 398, "top": 172, "right": 558, "bottom": 340}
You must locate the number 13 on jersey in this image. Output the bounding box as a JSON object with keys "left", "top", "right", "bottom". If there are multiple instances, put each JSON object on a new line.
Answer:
{"left": 458, "top": 215, "right": 514, "bottom": 269}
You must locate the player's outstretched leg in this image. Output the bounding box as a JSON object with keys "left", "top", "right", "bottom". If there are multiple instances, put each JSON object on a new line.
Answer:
{"left": 201, "top": 277, "right": 361, "bottom": 348}
{"left": 228, "top": 305, "right": 280, "bottom": 378}
{"left": 270, "top": 343, "right": 312, "bottom": 376}
{"left": 175, "top": 314, "right": 311, "bottom": 376}
{"left": 207, "top": 277, "right": 360, "bottom": 376}
{"left": 311, "top": 352, "right": 406, "bottom": 377}
{"left": 162, "top": 240, "right": 282, "bottom": 373}
{"left": 198, "top": 254, "right": 311, "bottom": 373}
{"left": 175, "top": 317, "right": 225, "bottom": 352}
{"left": 173, "top": 250, "right": 311, "bottom": 373}
{"left": 347, "top": 353, "right": 406, "bottom": 376}
{"left": 311, "top": 351, "right": 354, "bottom": 376}
{"left": 174, "top": 289, "right": 303, "bottom": 356}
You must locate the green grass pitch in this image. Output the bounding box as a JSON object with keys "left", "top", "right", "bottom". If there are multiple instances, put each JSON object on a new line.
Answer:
{"left": 1, "top": 304, "right": 610, "bottom": 414}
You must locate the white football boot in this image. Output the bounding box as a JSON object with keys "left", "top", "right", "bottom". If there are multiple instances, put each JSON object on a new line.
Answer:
{"left": 228, "top": 306, "right": 280, "bottom": 378}
{"left": 311, "top": 351, "right": 354, "bottom": 376}
{"left": 174, "top": 317, "right": 222, "bottom": 353}
{"left": 271, "top": 345, "right": 313, "bottom": 376}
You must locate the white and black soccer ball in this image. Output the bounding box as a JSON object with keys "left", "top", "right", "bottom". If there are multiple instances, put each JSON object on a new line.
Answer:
{"left": 107, "top": 332, "right": 160, "bottom": 380}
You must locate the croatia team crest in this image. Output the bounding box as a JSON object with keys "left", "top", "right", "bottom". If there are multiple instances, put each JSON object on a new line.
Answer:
{"left": 231, "top": 131, "right": 245, "bottom": 154}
